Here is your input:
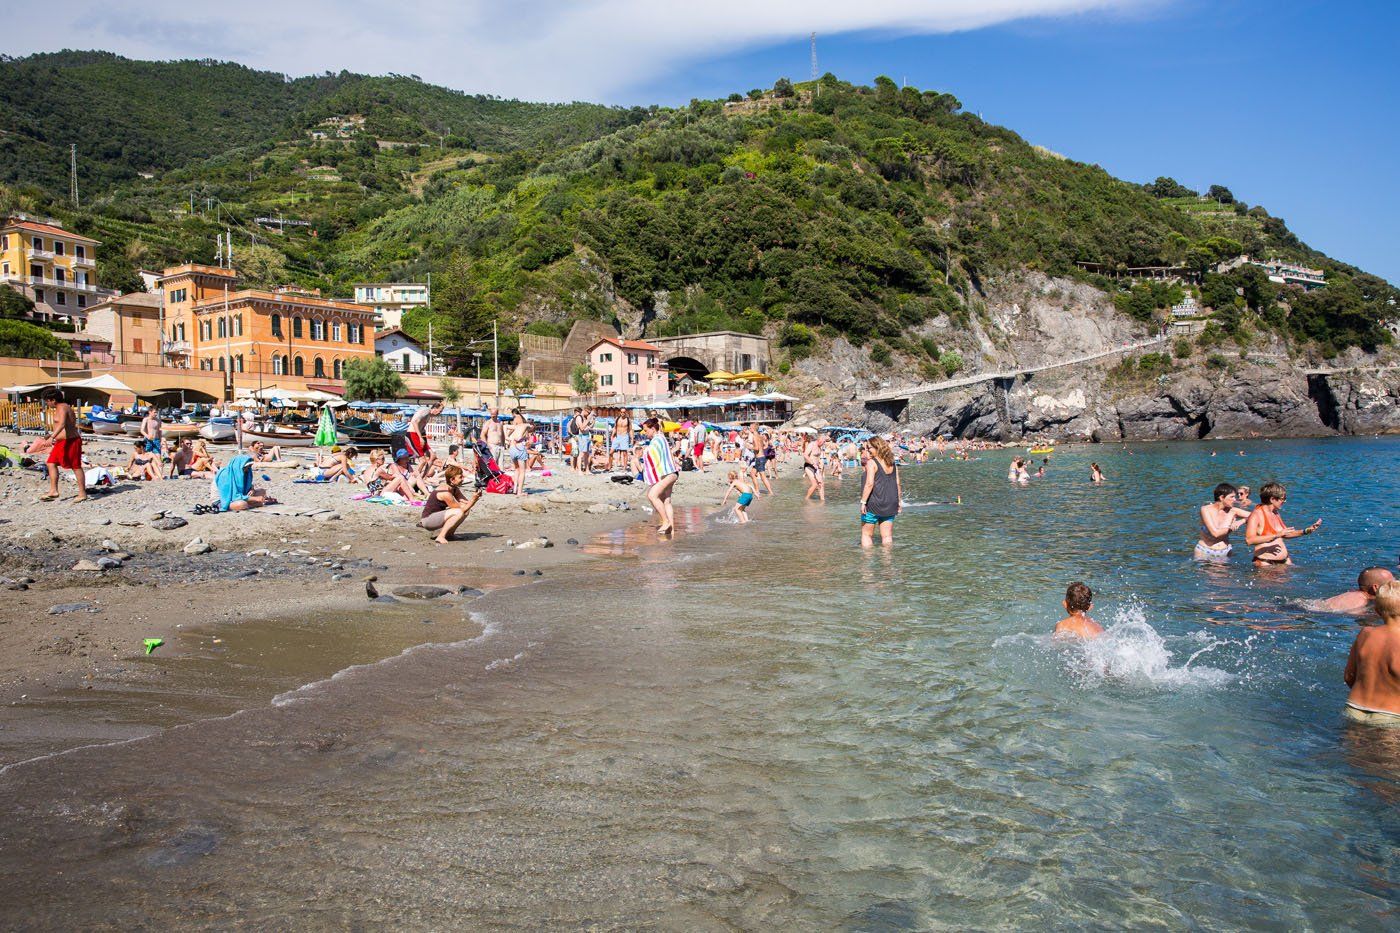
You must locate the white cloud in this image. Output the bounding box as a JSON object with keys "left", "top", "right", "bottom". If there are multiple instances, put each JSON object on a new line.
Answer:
{"left": 3, "top": 1, "right": 1152, "bottom": 101}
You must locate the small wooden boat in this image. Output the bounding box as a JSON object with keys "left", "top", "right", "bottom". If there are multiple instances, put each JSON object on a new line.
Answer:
{"left": 121, "top": 421, "right": 143, "bottom": 436}
{"left": 87, "top": 409, "right": 128, "bottom": 435}
{"left": 241, "top": 427, "right": 346, "bottom": 448}
{"left": 164, "top": 422, "right": 200, "bottom": 440}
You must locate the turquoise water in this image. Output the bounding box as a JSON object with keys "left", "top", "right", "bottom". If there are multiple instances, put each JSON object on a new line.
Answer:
{"left": 0, "top": 438, "right": 1396, "bottom": 927}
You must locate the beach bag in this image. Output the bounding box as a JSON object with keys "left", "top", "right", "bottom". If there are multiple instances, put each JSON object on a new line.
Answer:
{"left": 680, "top": 455, "right": 696, "bottom": 472}
{"left": 485, "top": 474, "right": 514, "bottom": 495}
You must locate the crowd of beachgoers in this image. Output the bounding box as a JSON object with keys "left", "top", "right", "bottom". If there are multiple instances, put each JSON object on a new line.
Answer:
{"left": 9, "top": 386, "right": 1398, "bottom": 729}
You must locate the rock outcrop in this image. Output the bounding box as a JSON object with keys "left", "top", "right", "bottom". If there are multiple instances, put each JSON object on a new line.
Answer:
{"left": 795, "top": 271, "right": 1400, "bottom": 441}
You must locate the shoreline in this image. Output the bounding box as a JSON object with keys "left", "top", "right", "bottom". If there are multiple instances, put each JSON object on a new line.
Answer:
{"left": 0, "top": 428, "right": 747, "bottom": 766}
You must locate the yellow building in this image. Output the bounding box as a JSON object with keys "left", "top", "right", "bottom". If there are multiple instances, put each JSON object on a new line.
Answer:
{"left": 81, "top": 292, "right": 165, "bottom": 366}
{"left": 0, "top": 216, "right": 115, "bottom": 322}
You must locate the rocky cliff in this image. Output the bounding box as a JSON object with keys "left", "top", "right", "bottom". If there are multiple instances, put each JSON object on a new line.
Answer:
{"left": 786, "top": 273, "right": 1400, "bottom": 440}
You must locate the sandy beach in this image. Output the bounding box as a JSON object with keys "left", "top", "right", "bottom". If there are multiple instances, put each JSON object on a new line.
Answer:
{"left": 0, "top": 428, "right": 747, "bottom": 763}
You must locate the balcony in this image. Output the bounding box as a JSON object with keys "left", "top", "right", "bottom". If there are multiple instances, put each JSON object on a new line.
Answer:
{"left": 2, "top": 274, "right": 116, "bottom": 296}
{"left": 28, "top": 248, "right": 54, "bottom": 261}
{"left": 164, "top": 340, "right": 192, "bottom": 355}
{"left": 71, "top": 254, "right": 95, "bottom": 268}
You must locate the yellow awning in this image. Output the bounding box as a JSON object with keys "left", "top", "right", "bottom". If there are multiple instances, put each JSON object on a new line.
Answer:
{"left": 705, "top": 370, "right": 736, "bottom": 382}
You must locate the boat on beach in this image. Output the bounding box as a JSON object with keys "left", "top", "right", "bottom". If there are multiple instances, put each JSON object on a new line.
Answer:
{"left": 199, "top": 418, "right": 238, "bottom": 442}
{"left": 240, "top": 426, "right": 345, "bottom": 447}
{"left": 85, "top": 408, "right": 131, "bottom": 435}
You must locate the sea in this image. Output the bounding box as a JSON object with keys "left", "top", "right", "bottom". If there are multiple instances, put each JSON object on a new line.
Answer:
{"left": 0, "top": 437, "right": 1396, "bottom": 928}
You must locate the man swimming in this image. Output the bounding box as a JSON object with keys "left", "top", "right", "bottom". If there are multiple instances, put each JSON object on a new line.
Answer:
{"left": 1195, "top": 482, "right": 1251, "bottom": 561}
{"left": 1343, "top": 581, "right": 1400, "bottom": 725}
{"left": 1245, "top": 481, "right": 1322, "bottom": 567}
{"left": 1054, "top": 582, "right": 1104, "bottom": 640}
{"left": 1320, "top": 567, "right": 1396, "bottom": 614}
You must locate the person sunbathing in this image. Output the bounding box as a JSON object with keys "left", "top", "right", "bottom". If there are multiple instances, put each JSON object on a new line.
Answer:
{"left": 168, "top": 439, "right": 214, "bottom": 480}
{"left": 191, "top": 439, "right": 217, "bottom": 473}
{"left": 126, "top": 440, "right": 161, "bottom": 482}
{"left": 248, "top": 439, "right": 282, "bottom": 462}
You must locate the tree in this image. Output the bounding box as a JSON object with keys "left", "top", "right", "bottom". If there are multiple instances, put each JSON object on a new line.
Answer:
{"left": 238, "top": 243, "right": 288, "bottom": 289}
{"left": 1146, "top": 176, "right": 1198, "bottom": 199}
{"left": 772, "top": 78, "right": 795, "bottom": 98}
{"left": 341, "top": 356, "right": 406, "bottom": 401}
{"left": 437, "top": 375, "right": 462, "bottom": 408}
{"left": 0, "top": 287, "right": 35, "bottom": 320}
{"left": 0, "top": 319, "right": 76, "bottom": 361}
{"left": 1206, "top": 184, "right": 1235, "bottom": 204}
{"left": 568, "top": 362, "right": 596, "bottom": 395}
{"left": 500, "top": 370, "right": 536, "bottom": 402}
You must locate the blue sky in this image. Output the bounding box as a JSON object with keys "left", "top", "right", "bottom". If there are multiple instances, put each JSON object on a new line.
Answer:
{"left": 639, "top": 0, "right": 1399, "bottom": 283}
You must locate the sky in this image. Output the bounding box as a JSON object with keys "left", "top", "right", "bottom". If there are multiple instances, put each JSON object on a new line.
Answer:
{"left": 4, "top": 0, "right": 1397, "bottom": 282}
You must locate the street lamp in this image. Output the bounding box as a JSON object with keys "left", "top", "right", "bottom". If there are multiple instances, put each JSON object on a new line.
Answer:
{"left": 473, "top": 353, "right": 482, "bottom": 408}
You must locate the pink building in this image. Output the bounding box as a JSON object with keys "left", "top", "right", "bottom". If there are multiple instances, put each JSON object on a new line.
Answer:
{"left": 587, "top": 337, "right": 668, "bottom": 398}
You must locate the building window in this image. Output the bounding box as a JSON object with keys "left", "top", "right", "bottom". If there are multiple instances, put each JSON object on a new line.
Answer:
{"left": 77, "top": 295, "right": 86, "bottom": 309}
{"left": 34, "top": 289, "right": 44, "bottom": 304}
{"left": 293, "top": 356, "right": 304, "bottom": 376}
{"left": 75, "top": 245, "right": 85, "bottom": 260}
{"left": 311, "top": 319, "right": 324, "bottom": 341}
{"left": 178, "top": 323, "right": 186, "bottom": 342}
{"left": 347, "top": 323, "right": 358, "bottom": 344}
{"left": 293, "top": 317, "right": 304, "bottom": 339}
{"left": 626, "top": 353, "right": 637, "bottom": 365}
{"left": 217, "top": 318, "right": 226, "bottom": 339}
{"left": 236, "top": 354, "right": 244, "bottom": 373}
{"left": 55, "top": 291, "right": 66, "bottom": 306}
{"left": 0, "top": 235, "right": 7, "bottom": 250}
{"left": 234, "top": 315, "right": 243, "bottom": 337}
{"left": 627, "top": 372, "right": 638, "bottom": 384}
{"left": 333, "top": 359, "right": 342, "bottom": 379}
{"left": 600, "top": 374, "right": 614, "bottom": 386}
{"left": 600, "top": 352, "right": 613, "bottom": 363}
{"left": 270, "top": 313, "right": 282, "bottom": 337}
{"left": 31, "top": 237, "right": 42, "bottom": 250}
{"left": 132, "top": 338, "right": 143, "bottom": 354}
{"left": 54, "top": 241, "right": 64, "bottom": 256}
{"left": 54, "top": 268, "right": 65, "bottom": 284}
{"left": 647, "top": 354, "right": 654, "bottom": 366}
{"left": 314, "top": 358, "right": 325, "bottom": 378}
{"left": 332, "top": 322, "right": 342, "bottom": 342}
{"left": 218, "top": 357, "right": 225, "bottom": 372}
{"left": 1, "top": 263, "right": 7, "bottom": 275}
{"left": 272, "top": 355, "right": 284, "bottom": 376}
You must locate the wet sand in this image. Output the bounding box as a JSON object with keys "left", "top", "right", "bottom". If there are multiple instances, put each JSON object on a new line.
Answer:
{"left": 0, "top": 428, "right": 755, "bottom": 766}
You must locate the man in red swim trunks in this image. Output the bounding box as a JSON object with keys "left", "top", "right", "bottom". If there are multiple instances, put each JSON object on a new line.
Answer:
{"left": 41, "top": 387, "right": 86, "bottom": 502}
{"left": 406, "top": 401, "right": 442, "bottom": 459}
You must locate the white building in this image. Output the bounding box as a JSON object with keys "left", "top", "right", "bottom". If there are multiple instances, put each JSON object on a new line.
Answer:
{"left": 352, "top": 282, "right": 430, "bottom": 330}
{"left": 374, "top": 327, "right": 434, "bottom": 374}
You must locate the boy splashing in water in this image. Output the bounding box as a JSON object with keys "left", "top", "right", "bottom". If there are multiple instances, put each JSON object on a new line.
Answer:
{"left": 1343, "top": 581, "right": 1400, "bottom": 725}
{"left": 1054, "top": 582, "right": 1104, "bottom": 640}
{"left": 719, "top": 470, "right": 755, "bottom": 523}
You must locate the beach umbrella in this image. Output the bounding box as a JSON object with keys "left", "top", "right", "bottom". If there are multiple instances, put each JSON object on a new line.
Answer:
{"left": 313, "top": 405, "right": 338, "bottom": 447}
{"left": 760, "top": 392, "right": 799, "bottom": 402}
{"left": 705, "top": 370, "right": 736, "bottom": 382}
{"left": 733, "top": 370, "right": 770, "bottom": 382}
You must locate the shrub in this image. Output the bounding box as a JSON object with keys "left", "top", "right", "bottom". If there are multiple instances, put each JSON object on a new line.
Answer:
{"left": 1205, "top": 353, "right": 1227, "bottom": 370}
{"left": 939, "top": 350, "right": 963, "bottom": 376}
{"left": 1173, "top": 338, "right": 1193, "bottom": 359}
{"left": 869, "top": 341, "right": 892, "bottom": 365}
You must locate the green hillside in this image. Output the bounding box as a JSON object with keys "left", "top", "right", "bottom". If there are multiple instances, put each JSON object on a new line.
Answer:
{"left": 1, "top": 58, "right": 1394, "bottom": 369}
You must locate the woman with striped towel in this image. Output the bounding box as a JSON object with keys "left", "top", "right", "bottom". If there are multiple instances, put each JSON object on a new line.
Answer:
{"left": 640, "top": 417, "right": 679, "bottom": 536}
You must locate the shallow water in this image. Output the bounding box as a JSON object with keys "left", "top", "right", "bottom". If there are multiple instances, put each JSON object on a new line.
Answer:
{"left": 0, "top": 438, "right": 1397, "bottom": 927}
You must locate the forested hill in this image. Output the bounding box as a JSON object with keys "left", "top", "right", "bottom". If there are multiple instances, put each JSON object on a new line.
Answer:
{"left": 0, "top": 58, "right": 1394, "bottom": 370}
{"left": 0, "top": 51, "right": 646, "bottom": 193}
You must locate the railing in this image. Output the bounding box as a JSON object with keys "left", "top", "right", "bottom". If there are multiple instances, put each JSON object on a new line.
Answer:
{"left": 2, "top": 274, "right": 115, "bottom": 295}
{"left": 27, "top": 248, "right": 54, "bottom": 261}
{"left": 71, "top": 254, "right": 95, "bottom": 267}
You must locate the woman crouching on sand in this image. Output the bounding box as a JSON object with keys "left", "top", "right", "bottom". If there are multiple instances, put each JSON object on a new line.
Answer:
{"left": 640, "top": 417, "right": 679, "bottom": 536}
{"left": 419, "top": 464, "right": 482, "bottom": 545}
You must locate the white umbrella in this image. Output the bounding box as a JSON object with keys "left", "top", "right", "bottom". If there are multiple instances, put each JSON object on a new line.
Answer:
{"left": 759, "top": 392, "right": 799, "bottom": 402}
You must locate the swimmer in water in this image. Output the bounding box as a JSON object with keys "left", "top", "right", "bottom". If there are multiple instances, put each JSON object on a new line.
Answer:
{"left": 1245, "top": 481, "right": 1321, "bottom": 567}
{"left": 1053, "top": 582, "right": 1104, "bottom": 640}
{"left": 1195, "top": 482, "right": 1250, "bottom": 561}
{"left": 1236, "top": 485, "right": 1253, "bottom": 508}
{"left": 1090, "top": 462, "right": 1104, "bottom": 484}
{"left": 1343, "top": 581, "right": 1400, "bottom": 725}
{"left": 1320, "top": 567, "right": 1396, "bottom": 614}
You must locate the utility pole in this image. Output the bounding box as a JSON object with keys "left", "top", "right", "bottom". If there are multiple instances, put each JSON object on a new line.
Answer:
{"left": 492, "top": 319, "right": 500, "bottom": 409}
{"left": 69, "top": 145, "right": 79, "bottom": 207}
{"left": 810, "top": 32, "right": 818, "bottom": 82}
{"left": 226, "top": 227, "right": 233, "bottom": 268}
{"left": 428, "top": 320, "right": 434, "bottom": 375}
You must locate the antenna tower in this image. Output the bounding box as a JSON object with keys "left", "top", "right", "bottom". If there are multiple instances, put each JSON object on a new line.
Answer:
{"left": 69, "top": 145, "right": 79, "bottom": 207}
{"left": 810, "top": 32, "right": 818, "bottom": 81}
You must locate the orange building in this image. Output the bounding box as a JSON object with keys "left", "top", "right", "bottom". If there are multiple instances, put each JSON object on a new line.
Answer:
{"left": 156, "top": 264, "right": 377, "bottom": 384}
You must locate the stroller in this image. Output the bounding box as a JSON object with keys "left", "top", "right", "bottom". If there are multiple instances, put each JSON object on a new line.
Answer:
{"left": 472, "top": 441, "right": 515, "bottom": 495}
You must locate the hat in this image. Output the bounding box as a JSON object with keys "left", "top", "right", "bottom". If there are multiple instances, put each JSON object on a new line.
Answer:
{"left": 394, "top": 448, "right": 411, "bottom": 460}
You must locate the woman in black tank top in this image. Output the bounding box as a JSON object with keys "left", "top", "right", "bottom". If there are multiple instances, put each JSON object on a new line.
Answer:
{"left": 859, "top": 437, "right": 902, "bottom": 548}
